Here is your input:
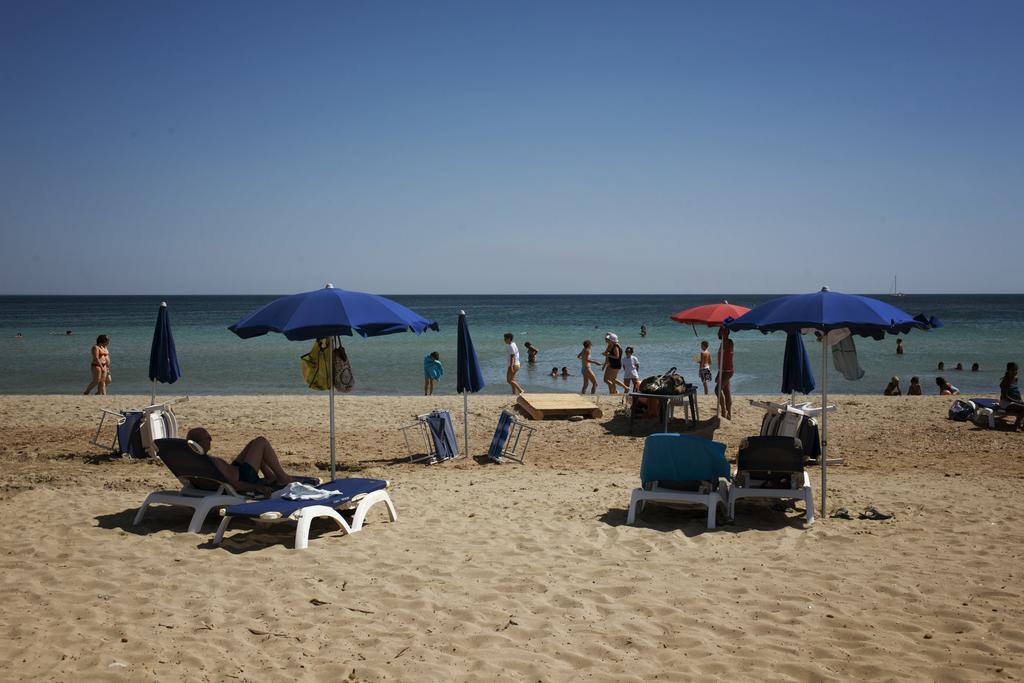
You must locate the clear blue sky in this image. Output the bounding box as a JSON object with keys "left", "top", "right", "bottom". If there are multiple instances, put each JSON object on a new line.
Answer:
{"left": 2, "top": 1, "right": 1021, "bottom": 294}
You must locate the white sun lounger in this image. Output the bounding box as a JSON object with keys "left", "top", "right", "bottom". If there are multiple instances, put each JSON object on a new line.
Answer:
{"left": 213, "top": 479, "right": 397, "bottom": 550}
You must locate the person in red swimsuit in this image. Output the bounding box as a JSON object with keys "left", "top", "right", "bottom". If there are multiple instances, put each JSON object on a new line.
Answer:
{"left": 716, "top": 328, "right": 735, "bottom": 419}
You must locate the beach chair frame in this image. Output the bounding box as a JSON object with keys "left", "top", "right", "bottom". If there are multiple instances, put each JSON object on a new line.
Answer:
{"left": 488, "top": 410, "right": 535, "bottom": 464}
{"left": 400, "top": 414, "right": 437, "bottom": 463}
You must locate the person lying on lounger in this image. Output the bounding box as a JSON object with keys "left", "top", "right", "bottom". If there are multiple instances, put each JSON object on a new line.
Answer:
{"left": 185, "top": 427, "right": 295, "bottom": 496}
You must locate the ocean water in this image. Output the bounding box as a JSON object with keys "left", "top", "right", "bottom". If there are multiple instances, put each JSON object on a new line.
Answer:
{"left": 1, "top": 294, "right": 1021, "bottom": 397}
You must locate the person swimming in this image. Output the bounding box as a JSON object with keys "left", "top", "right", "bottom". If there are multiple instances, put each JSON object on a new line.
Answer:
{"left": 561, "top": 367, "right": 570, "bottom": 377}
{"left": 937, "top": 361, "right": 945, "bottom": 371}
{"left": 954, "top": 362, "right": 964, "bottom": 371}
{"left": 971, "top": 362, "right": 980, "bottom": 372}
{"left": 550, "top": 367, "right": 559, "bottom": 377}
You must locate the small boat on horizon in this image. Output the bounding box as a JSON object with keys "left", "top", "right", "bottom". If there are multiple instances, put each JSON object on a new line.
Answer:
{"left": 891, "top": 275, "right": 905, "bottom": 297}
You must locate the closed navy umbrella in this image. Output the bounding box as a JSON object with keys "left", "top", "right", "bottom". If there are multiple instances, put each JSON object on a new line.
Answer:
{"left": 781, "top": 331, "right": 815, "bottom": 396}
{"left": 456, "top": 310, "right": 485, "bottom": 454}
{"left": 148, "top": 302, "right": 181, "bottom": 404}
{"left": 727, "top": 287, "right": 938, "bottom": 516}
{"left": 230, "top": 284, "right": 438, "bottom": 480}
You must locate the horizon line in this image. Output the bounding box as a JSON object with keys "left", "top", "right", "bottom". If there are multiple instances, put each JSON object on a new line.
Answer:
{"left": 1, "top": 291, "right": 1023, "bottom": 297}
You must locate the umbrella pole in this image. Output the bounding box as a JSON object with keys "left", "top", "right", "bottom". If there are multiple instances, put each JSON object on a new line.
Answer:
{"left": 150, "top": 380, "right": 156, "bottom": 407}
{"left": 820, "top": 335, "right": 829, "bottom": 518}
{"left": 329, "top": 337, "right": 336, "bottom": 481}
{"left": 463, "top": 391, "right": 469, "bottom": 456}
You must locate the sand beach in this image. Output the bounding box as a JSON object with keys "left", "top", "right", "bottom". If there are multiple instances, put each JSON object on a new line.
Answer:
{"left": 1, "top": 392, "right": 1021, "bottom": 681}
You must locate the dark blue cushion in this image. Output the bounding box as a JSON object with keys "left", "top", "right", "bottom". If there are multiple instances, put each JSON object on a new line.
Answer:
{"left": 223, "top": 478, "right": 388, "bottom": 518}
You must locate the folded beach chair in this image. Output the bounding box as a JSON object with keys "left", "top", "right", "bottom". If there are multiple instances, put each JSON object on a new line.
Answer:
{"left": 728, "top": 436, "right": 814, "bottom": 525}
{"left": 90, "top": 396, "right": 188, "bottom": 458}
{"left": 213, "top": 478, "right": 397, "bottom": 550}
{"left": 488, "top": 409, "right": 535, "bottom": 464}
{"left": 400, "top": 410, "right": 460, "bottom": 463}
{"left": 627, "top": 433, "right": 732, "bottom": 530}
{"left": 133, "top": 438, "right": 320, "bottom": 533}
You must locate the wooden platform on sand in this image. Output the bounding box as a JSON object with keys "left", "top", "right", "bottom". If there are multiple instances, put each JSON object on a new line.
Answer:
{"left": 516, "top": 393, "right": 603, "bottom": 420}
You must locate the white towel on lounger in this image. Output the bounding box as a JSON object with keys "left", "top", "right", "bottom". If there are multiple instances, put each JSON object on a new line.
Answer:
{"left": 271, "top": 482, "right": 341, "bottom": 500}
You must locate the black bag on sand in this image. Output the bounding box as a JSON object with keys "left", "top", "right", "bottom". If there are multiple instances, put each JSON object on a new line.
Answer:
{"left": 638, "top": 367, "right": 687, "bottom": 395}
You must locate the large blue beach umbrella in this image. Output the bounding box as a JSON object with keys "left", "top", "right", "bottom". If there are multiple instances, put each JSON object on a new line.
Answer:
{"left": 456, "top": 310, "right": 485, "bottom": 454}
{"left": 229, "top": 284, "right": 438, "bottom": 480}
{"left": 781, "top": 331, "right": 815, "bottom": 395}
{"left": 727, "top": 287, "right": 934, "bottom": 517}
{"left": 148, "top": 302, "right": 181, "bottom": 404}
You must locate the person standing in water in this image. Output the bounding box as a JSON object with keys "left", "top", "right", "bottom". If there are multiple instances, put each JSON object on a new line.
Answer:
{"left": 84, "top": 335, "right": 110, "bottom": 395}
{"left": 896, "top": 338, "right": 904, "bottom": 355}
{"left": 698, "top": 340, "right": 712, "bottom": 395}
{"left": 523, "top": 342, "right": 539, "bottom": 365}
{"left": 621, "top": 346, "right": 641, "bottom": 393}
{"left": 423, "top": 351, "right": 443, "bottom": 395}
{"left": 577, "top": 340, "right": 601, "bottom": 394}
{"left": 504, "top": 333, "right": 524, "bottom": 394}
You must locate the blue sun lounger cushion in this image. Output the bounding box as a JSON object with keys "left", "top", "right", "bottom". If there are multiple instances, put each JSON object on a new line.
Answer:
{"left": 628, "top": 433, "right": 732, "bottom": 530}
{"left": 213, "top": 478, "right": 397, "bottom": 550}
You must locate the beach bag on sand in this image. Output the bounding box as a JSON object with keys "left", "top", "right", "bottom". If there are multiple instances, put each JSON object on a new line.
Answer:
{"left": 639, "top": 367, "right": 687, "bottom": 395}
{"left": 333, "top": 344, "right": 354, "bottom": 393}
{"left": 948, "top": 399, "right": 975, "bottom": 422}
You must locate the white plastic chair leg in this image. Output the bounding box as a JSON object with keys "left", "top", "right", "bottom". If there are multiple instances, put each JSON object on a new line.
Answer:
{"left": 804, "top": 487, "right": 815, "bottom": 525}
{"left": 627, "top": 489, "right": 642, "bottom": 525}
{"left": 187, "top": 500, "right": 220, "bottom": 533}
{"left": 213, "top": 516, "right": 231, "bottom": 544}
{"left": 706, "top": 494, "right": 718, "bottom": 530}
{"left": 133, "top": 494, "right": 157, "bottom": 526}
{"left": 349, "top": 490, "right": 398, "bottom": 531}
{"left": 294, "top": 506, "right": 351, "bottom": 550}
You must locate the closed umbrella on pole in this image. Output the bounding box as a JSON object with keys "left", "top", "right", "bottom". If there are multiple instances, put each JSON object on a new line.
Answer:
{"left": 781, "top": 331, "right": 815, "bottom": 397}
{"left": 456, "top": 310, "right": 485, "bottom": 454}
{"left": 148, "top": 302, "right": 181, "bottom": 405}
{"left": 229, "top": 284, "right": 438, "bottom": 480}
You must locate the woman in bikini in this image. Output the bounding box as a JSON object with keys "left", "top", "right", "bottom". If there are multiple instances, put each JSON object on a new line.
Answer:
{"left": 577, "top": 340, "right": 601, "bottom": 394}
{"left": 84, "top": 335, "right": 110, "bottom": 395}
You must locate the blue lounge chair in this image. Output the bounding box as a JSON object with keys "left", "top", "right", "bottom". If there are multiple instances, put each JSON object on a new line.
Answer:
{"left": 728, "top": 436, "right": 814, "bottom": 525}
{"left": 134, "top": 438, "right": 320, "bottom": 533}
{"left": 213, "top": 478, "right": 397, "bottom": 550}
{"left": 627, "top": 433, "right": 732, "bottom": 529}
{"left": 488, "top": 410, "right": 534, "bottom": 464}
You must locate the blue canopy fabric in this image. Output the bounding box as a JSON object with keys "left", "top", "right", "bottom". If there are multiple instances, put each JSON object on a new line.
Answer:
{"left": 457, "top": 311, "right": 485, "bottom": 394}
{"left": 148, "top": 303, "right": 181, "bottom": 385}
{"left": 639, "top": 434, "right": 731, "bottom": 485}
{"left": 725, "top": 288, "right": 930, "bottom": 339}
{"left": 781, "top": 331, "right": 815, "bottom": 394}
{"left": 228, "top": 285, "right": 439, "bottom": 341}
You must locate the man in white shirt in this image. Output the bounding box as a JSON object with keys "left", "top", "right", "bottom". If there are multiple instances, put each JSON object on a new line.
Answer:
{"left": 504, "top": 332, "right": 524, "bottom": 394}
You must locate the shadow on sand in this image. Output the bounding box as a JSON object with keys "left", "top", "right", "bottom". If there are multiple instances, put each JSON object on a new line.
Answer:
{"left": 599, "top": 498, "right": 810, "bottom": 537}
